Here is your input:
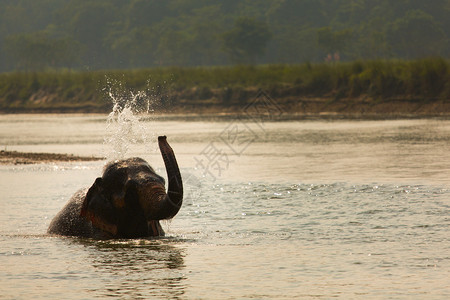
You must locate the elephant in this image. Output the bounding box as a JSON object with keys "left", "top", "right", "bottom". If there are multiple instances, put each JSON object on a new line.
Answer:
{"left": 47, "top": 136, "right": 183, "bottom": 239}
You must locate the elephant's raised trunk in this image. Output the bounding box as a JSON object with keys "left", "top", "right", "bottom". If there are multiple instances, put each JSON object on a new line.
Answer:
{"left": 153, "top": 135, "right": 183, "bottom": 220}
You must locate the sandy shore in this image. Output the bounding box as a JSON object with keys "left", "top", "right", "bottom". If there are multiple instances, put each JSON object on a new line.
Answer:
{"left": 0, "top": 150, "right": 104, "bottom": 165}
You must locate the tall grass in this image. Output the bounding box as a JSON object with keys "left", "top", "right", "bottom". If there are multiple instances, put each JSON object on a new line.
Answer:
{"left": 0, "top": 57, "right": 448, "bottom": 112}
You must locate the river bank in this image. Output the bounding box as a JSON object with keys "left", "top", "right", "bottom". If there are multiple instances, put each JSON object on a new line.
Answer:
{"left": 0, "top": 58, "right": 448, "bottom": 116}
{"left": 0, "top": 150, "right": 103, "bottom": 165}
{"left": 1, "top": 96, "right": 449, "bottom": 118}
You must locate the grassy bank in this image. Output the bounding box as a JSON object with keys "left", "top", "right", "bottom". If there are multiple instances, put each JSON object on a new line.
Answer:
{"left": 0, "top": 58, "right": 449, "bottom": 115}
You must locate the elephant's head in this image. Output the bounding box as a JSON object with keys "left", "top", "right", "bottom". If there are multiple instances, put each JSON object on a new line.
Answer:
{"left": 80, "top": 136, "right": 183, "bottom": 238}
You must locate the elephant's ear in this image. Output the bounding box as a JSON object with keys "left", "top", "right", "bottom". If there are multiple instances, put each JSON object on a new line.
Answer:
{"left": 80, "top": 177, "right": 103, "bottom": 218}
{"left": 80, "top": 177, "right": 119, "bottom": 236}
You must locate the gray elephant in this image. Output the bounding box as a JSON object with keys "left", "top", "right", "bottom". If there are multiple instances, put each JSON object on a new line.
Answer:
{"left": 48, "top": 136, "right": 183, "bottom": 239}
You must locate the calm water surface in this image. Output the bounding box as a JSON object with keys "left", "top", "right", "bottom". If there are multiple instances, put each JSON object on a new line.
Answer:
{"left": 0, "top": 114, "right": 449, "bottom": 299}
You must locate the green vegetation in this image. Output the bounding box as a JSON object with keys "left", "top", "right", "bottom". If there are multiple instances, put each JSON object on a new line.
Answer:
{"left": 0, "top": 58, "right": 448, "bottom": 114}
{"left": 0, "top": 1, "right": 449, "bottom": 71}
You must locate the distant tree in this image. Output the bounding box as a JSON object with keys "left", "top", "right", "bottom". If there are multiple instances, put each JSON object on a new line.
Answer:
{"left": 267, "top": 28, "right": 319, "bottom": 64}
{"left": 267, "top": 0, "right": 328, "bottom": 28}
{"left": 4, "top": 32, "right": 81, "bottom": 71}
{"left": 184, "top": 4, "right": 226, "bottom": 66}
{"left": 156, "top": 28, "right": 194, "bottom": 66}
{"left": 65, "top": 2, "right": 119, "bottom": 69}
{"left": 317, "top": 27, "right": 352, "bottom": 59}
{"left": 108, "top": 26, "right": 161, "bottom": 68}
{"left": 221, "top": 17, "right": 271, "bottom": 64}
{"left": 353, "top": 17, "right": 391, "bottom": 60}
{"left": 387, "top": 10, "right": 447, "bottom": 59}
{"left": 126, "top": 0, "right": 169, "bottom": 27}
{"left": 1, "top": 0, "right": 450, "bottom": 71}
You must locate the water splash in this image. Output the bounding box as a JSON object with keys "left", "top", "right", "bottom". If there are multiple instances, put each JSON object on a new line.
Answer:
{"left": 103, "top": 81, "right": 158, "bottom": 161}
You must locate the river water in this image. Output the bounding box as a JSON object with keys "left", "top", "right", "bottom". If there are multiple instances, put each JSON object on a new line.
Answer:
{"left": 0, "top": 114, "right": 449, "bottom": 299}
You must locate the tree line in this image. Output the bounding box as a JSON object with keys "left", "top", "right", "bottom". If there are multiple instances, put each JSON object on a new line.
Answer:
{"left": 0, "top": 0, "right": 449, "bottom": 71}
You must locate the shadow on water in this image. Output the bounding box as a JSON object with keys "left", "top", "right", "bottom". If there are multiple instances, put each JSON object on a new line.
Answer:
{"left": 70, "top": 237, "right": 187, "bottom": 299}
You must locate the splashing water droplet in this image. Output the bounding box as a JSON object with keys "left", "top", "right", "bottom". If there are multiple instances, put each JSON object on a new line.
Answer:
{"left": 102, "top": 82, "right": 160, "bottom": 161}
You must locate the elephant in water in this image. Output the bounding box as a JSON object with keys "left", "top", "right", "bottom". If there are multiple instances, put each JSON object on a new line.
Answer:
{"left": 48, "top": 136, "right": 183, "bottom": 239}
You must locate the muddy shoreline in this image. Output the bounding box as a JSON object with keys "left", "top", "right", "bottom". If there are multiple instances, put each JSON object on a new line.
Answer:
{"left": 1, "top": 96, "right": 449, "bottom": 119}
{"left": 0, "top": 150, "right": 104, "bottom": 165}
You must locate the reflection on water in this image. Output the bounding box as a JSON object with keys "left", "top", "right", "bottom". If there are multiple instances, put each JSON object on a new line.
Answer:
{"left": 0, "top": 235, "right": 187, "bottom": 299}
{"left": 80, "top": 239, "right": 186, "bottom": 299}
{"left": 1, "top": 115, "right": 450, "bottom": 298}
